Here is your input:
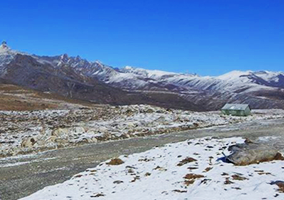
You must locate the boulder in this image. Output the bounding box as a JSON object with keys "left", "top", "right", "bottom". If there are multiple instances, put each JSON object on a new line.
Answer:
{"left": 226, "top": 142, "right": 284, "bottom": 166}
{"left": 90, "top": 137, "right": 98, "bottom": 143}
{"left": 72, "top": 127, "right": 85, "bottom": 134}
{"left": 21, "top": 137, "right": 37, "bottom": 148}
{"left": 51, "top": 128, "right": 69, "bottom": 137}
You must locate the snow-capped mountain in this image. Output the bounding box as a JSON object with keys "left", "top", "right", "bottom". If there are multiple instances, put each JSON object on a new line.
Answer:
{"left": 0, "top": 42, "right": 24, "bottom": 76}
{"left": 1, "top": 43, "right": 284, "bottom": 110}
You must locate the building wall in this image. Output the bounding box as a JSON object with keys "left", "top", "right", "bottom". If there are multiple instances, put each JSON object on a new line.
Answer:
{"left": 221, "top": 108, "right": 251, "bottom": 116}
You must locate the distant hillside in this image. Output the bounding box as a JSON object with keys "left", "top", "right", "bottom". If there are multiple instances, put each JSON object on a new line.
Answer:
{"left": 1, "top": 42, "right": 284, "bottom": 111}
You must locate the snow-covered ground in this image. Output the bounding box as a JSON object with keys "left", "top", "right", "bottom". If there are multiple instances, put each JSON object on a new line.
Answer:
{"left": 21, "top": 136, "right": 284, "bottom": 200}
{"left": 1, "top": 105, "right": 284, "bottom": 158}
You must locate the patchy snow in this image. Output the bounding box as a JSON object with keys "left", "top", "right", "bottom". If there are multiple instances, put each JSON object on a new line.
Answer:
{"left": 254, "top": 71, "right": 283, "bottom": 83}
{"left": 1, "top": 44, "right": 284, "bottom": 100}
{"left": 1, "top": 105, "right": 284, "bottom": 158}
{"left": 21, "top": 137, "right": 284, "bottom": 200}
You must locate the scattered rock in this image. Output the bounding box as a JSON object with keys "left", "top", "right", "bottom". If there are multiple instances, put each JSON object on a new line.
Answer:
{"left": 145, "top": 172, "right": 151, "bottom": 176}
{"left": 21, "top": 137, "right": 36, "bottom": 148}
{"left": 188, "top": 167, "right": 198, "bottom": 170}
{"left": 90, "top": 193, "right": 105, "bottom": 198}
{"left": 138, "top": 158, "right": 152, "bottom": 162}
{"left": 224, "top": 177, "right": 234, "bottom": 185}
{"left": 270, "top": 181, "right": 284, "bottom": 193}
{"left": 154, "top": 166, "right": 167, "bottom": 171}
{"left": 200, "top": 179, "right": 211, "bottom": 184}
{"left": 51, "top": 128, "right": 69, "bottom": 137}
{"left": 73, "top": 174, "right": 83, "bottom": 178}
{"left": 244, "top": 138, "right": 253, "bottom": 144}
{"left": 113, "top": 180, "right": 124, "bottom": 184}
{"left": 131, "top": 176, "right": 140, "bottom": 182}
{"left": 172, "top": 189, "right": 187, "bottom": 193}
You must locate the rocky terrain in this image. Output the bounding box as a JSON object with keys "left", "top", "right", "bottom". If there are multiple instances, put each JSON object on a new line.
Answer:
{"left": 1, "top": 42, "right": 284, "bottom": 110}
{"left": 1, "top": 104, "right": 284, "bottom": 158}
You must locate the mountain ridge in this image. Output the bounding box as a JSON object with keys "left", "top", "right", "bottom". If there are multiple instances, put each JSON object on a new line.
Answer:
{"left": 1, "top": 43, "right": 284, "bottom": 110}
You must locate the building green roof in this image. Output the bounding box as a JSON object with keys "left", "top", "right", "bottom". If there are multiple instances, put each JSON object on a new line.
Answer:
{"left": 221, "top": 104, "right": 250, "bottom": 111}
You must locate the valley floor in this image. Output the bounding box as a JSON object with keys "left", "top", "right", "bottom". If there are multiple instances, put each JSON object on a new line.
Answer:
{"left": 1, "top": 105, "right": 284, "bottom": 158}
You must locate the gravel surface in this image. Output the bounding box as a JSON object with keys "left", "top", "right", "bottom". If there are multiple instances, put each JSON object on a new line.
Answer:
{"left": 0, "top": 118, "right": 284, "bottom": 200}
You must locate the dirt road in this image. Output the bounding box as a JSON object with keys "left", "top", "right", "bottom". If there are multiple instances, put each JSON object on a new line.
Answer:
{"left": 1, "top": 118, "right": 284, "bottom": 200}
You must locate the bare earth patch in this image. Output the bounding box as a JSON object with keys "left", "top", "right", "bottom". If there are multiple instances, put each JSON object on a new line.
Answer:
{"left": 184, "top": 173, "right": 205, "bottom": 185}
{"left": 107, "top": 158, "right": 124, "bottom": 165}
{"left": 177, "top": 157, "right": 197, "bottom": 166}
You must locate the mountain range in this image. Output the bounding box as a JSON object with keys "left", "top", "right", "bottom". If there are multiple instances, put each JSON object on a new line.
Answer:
{"left": 1, "top": 42, "right": 284, "bottom": 111}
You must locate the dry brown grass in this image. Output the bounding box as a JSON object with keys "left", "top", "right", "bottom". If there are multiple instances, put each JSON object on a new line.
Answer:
{"left": 177, "top": 157, "right": 197, "bottom": 166}
{"left": 0, "top": 84, "right": 93, "bottom": 111}
{"left": 232, "top": 174, "right": 248, "bottom": 181}
{"left": 203, "top": 167, "right": 212, "bottom": 172}
{"left": 184, "top": 174, "right": 205, "bottom": 180}
{"left": 184, "top": 173, "right": 205, "bottom": 185}
{"left": 106, "top": 158, "right": 124, "bottom": 165}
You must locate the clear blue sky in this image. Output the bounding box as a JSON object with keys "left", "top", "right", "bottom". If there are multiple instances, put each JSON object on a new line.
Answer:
{"left": 0, "top": 0, "right": 283, "bottom": 75}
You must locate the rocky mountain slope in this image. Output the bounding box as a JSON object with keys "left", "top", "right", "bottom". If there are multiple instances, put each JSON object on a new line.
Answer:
{"left": 0, "top": 43, "right": 201, "bottom": 111}
{"left": 1, "top": 42, "right": 284, "bottom": 110}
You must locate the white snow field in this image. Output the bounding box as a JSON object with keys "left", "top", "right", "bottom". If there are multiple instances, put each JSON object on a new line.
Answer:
{"left": 21, "top": 137, "right": 284, "bottom": 200}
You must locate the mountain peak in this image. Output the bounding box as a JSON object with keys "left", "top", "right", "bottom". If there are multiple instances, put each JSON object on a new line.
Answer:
{"left": 60, "top": 54, "right": 69, "bottom": 62}
{"left": 0, "top": 41, "right": 22, "bottom": 56}
{"left": 0, "top": 41, "right": 10, "bottom": 52}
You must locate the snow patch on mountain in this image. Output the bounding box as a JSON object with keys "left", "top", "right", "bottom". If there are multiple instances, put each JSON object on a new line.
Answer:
{"left": 254, "top": 71, "right": 283, "bottom": 83}
{"left": 1, "top": 44, "right": 284, "bottom": 108}
{"left": 122, "top": 66, "right": 178, "bottom": 78}
{"left": 217, "top": 70, "right": 251, "bottom": 81}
